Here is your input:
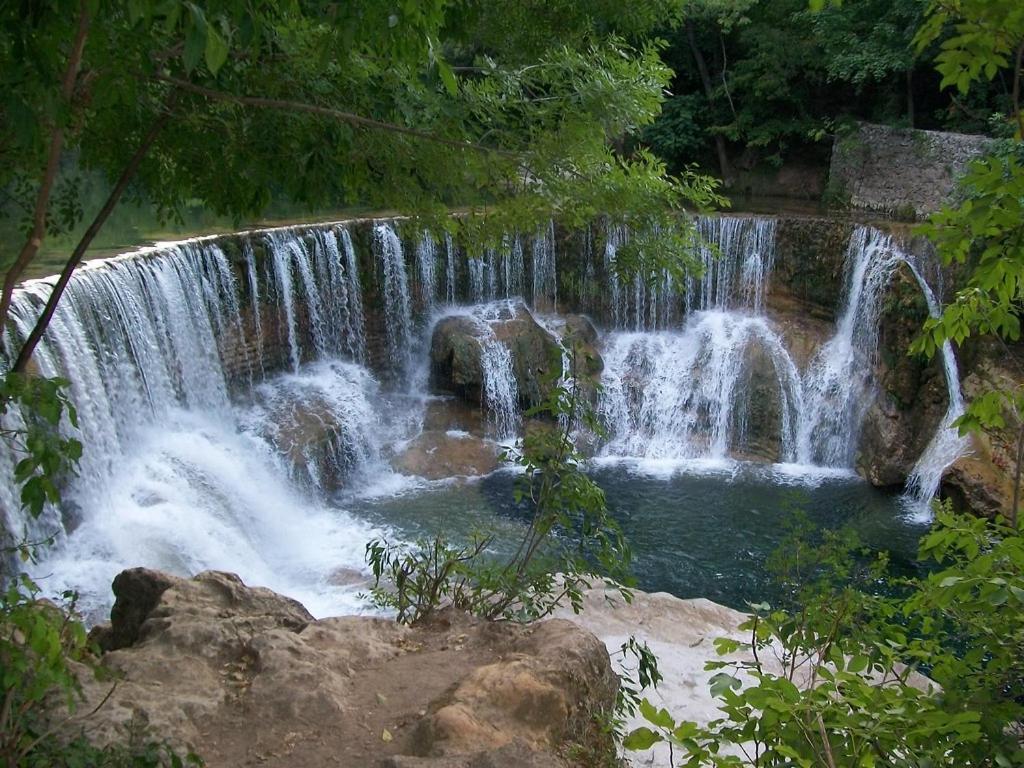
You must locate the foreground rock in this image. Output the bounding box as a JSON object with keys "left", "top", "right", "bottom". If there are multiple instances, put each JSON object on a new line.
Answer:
{"left": 76, "top": 569, "right": 617, "bottom": 768}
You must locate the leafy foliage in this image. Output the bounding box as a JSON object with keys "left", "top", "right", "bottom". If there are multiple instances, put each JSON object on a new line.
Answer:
{"left": 1, "top": 0, "right": 722, "bottom": 370}
{"left": 0, "top": 372, "right": 81, "bottom": 524}
{"left": 1, "top": 575, "right": 203, "bottom": 767}
{"left": 624, "top": 504, "right": 1024, "bottom": 767}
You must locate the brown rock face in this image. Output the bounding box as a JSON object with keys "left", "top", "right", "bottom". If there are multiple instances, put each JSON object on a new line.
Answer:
{"left": 73, "top": 570, "right": 616, "bottom": 768}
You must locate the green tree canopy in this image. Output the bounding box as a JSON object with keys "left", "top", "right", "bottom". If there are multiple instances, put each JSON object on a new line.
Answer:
{"left": 1, "top": 0, "right": 721, "bottom": 371}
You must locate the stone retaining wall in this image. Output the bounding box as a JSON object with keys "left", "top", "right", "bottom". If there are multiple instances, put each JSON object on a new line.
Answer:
{"left": 828, "top": 122, "right": 996, "bottom": 219}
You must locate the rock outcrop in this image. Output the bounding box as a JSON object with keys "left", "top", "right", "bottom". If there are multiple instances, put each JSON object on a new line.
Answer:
{"left": 940, "top": 353, "right": 1022, "bottom": 518}
{"left": 856, "top": 266, "right": 949, "bottom": 486}
{"left": 430, "top": 301, "right": 564, "bottom": 412}
{"left": 74, "top": 569, "right": 617, "bottom": 768}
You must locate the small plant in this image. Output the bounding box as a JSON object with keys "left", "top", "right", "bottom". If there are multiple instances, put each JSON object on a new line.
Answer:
{"left": 366, "top": 345, "right": 634, "bottom": 624}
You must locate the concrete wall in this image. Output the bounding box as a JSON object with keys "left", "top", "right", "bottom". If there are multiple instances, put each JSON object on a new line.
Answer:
{"left": 828, "top": 122, "right": 995, "bottom": 219}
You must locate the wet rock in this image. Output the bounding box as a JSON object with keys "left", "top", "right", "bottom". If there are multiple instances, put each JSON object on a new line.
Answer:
{"left": 733, "top": 342, "right": 784, "bottom": 461}
{"left": 941, "top": 443, "right": 1012, "bottom": 520}
{"left": 939, "top": 354, "right": 1020, "bottom": 518}
{"left": 430, "top": 316, "right": 486, "bottom": 403}
{"left": 855, "top": 265, "right": 948, "bottom": 489}
{"left": 248, "top": 364, "right": 377, "bottom": 492}
{"left": 392, "top": 431, "right": 501, "bottom": 479}
{"left": 430, "top": 301, "right": 563, "bottom": 412}
{"left": 422, "top": 398, "right": 488, "bottom": 437}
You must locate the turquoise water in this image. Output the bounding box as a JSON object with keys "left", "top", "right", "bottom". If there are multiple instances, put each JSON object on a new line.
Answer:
{"left": 344, "top": 461, "right": 929, "bottom": 611}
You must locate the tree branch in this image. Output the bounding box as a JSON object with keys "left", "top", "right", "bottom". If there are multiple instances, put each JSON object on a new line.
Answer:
{"left": 0, "top": 2, "right": 91, "bottom": 332}
{"left": 150, "top": 73, "right": 522, "bottom": 159}
{"left": 12, "top": 103, "right": 174, "bottom": 373}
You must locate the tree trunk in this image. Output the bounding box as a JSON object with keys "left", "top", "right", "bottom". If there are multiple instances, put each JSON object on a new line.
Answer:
{"left": 0, "top": 3, "right": 91, "bottom": 333}
{"left": 686, "top": 22, "right": 733, "bottom": 185}
{"left": 12, "top": 106, "right": 173, "bottom": 373}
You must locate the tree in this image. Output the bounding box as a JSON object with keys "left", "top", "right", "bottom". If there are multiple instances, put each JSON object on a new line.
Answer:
{"left": 911, "top": 0, "right": 1024, "bottom": 524}
{"left": 1, "top": 0, "right": 721, "bottom": 373}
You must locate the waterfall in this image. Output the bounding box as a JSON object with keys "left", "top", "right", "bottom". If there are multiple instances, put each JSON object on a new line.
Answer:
{"left": 794, "top": 226, "right": 968, "bottom": 504}
{"left": 691, "top": 216, "right": 777, "bottom": 314}
{"left": 261, "top": 226, "right": 367, "bottom": 371}
{"left": 373, "top": 223, "right": 414, "bottom": 383}
{"left": 338, "top": 229, "right": 367, "bottom": 362}
{"left": 599, "top": 313, "right": 803, "bottom": 462}
{"left": 268, "top": 233, "right": 303, "bottom": 372}
{"left": 604, "top": 215, "right": 777, "bottom": 330}
{"left": 416, "top": 231, "right": 438, "bottom": 312}
{"left": 480, "top": 339, "right": 519, "bottom": 440}
{"left": 435, "top": 301, "right": 523, "bottom": 440}
{"left": 532, "top": 222, "right": 557, "bottom": 312}
{"left": 241, "top": 360, "right": 382, "bottom": 491}
{"left": 903, "top": 264, "right": 971, "bottom": 510}
{"left": 444, "top": 233, "right": 457, "bottom": 305}
{"left": 1, "top": 227, "right": 381, "bottom": 619}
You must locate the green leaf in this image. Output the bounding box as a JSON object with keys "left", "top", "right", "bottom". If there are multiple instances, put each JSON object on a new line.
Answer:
{"left": 205, "top": 26, "right": 229, "bottom": 75}
{"left": 623, "top": 726, "right": 663, "bottom": 751}
{"left": 640, "top": 698, "right": 675, "bottom": 729}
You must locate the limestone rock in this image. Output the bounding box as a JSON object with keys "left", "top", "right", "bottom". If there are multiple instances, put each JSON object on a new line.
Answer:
{"left": 392, "top": 430, "right": 501, "bottom": 479}
{"left": 70, "top": 570, "right": 616, "bottom": 768}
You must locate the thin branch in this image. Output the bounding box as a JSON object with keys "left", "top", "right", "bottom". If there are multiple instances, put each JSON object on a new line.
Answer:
{"left": 0, "top": 2, "right": 91, "bottom": 331}
{"left": 151, "top": 73, "right": 522, "bottom": 159}
{"left": 12, "top": 102, "right": 174, "bottom": 373}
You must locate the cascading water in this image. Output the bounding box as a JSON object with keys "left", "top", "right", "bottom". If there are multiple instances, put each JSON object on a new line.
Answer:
{"left": 599, "top": 313, "right": 803, "bottom": 462}
{"left": 0, "top": 210, "right": 973, "bottom": 623}
{"left": 599, "top": 216, "right": 803, "bottom": 463}
{"left": 444, "top": 233, "right": 457, "bottom": 305}
{"left": 1, "top": 226, "right": 382, "bottom": 619}
{"left": 374, "top": 223, "right": 414, "bottom": 383}
{"left": 532, "top": 222, "right": 557, "bottom": 312}
{"left": 467, "top": 235, "right": 526, "bottom": 304}
{"left": 796, "top": 228, "right": 905, "bottom": 466}
{"left": 795, "top": 226, "right": 970, "bottom": 497}
{"left": 416, "top": 231, "right": 438, "bottom": 312}
{"left": 903, "top": 264, "right": 970, "bottom": 512}
{"left": 434, "top": 301, "right": 522, "bottom": 440}
{"left": 596, "top": 217, "right": 966, "bottom": 501}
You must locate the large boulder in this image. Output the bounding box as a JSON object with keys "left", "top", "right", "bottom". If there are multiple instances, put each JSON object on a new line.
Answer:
{"left": 70, "top": 570, "right": 617, "bottom": 768}
{"left": 430, "top": 316, "right": 487, "bottom": 404}
{"left": 430, "top": 301, "right": 564, "bottom": 412}
{"left": 939, "top": 353, "right": 1020, "bottom": 518}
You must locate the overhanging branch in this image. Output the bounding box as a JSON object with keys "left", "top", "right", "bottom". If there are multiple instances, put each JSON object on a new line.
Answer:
{"left": 151, "top": 74, "right": 522, "bottom": 159}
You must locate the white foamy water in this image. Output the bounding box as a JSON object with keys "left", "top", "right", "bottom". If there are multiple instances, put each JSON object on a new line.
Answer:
{"left": 1, "top": 225, "right": 386, "bottom": 619}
